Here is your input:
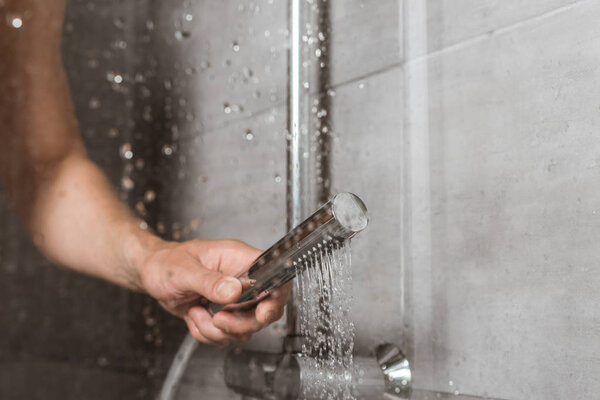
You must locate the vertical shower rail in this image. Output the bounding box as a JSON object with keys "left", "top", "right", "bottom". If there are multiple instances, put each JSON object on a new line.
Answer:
{"left": 285, "top": 0, "right": 332, "bottom": 343}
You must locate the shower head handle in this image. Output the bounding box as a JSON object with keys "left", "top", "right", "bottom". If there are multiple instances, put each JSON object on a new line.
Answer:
{"left": 208, "top": 192, "right": 368, "bottom": 315}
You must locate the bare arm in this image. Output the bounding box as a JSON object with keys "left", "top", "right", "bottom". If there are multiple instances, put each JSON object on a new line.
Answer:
{"left": 0, "top": 0, "right": 156, "bottom": 290}
{"left": 0, "top": 0, "right": 288, "bottom": 346}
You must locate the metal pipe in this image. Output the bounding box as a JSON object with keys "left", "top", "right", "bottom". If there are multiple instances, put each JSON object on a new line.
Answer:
{"left": 286, "top": 0, "right": 304, "bottom": 339}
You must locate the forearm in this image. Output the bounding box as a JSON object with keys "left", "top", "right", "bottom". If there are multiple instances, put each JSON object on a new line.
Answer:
{"left": 0, "top": 0, "right": 163, "bottom": 291}
{"left": 26, "top": 153, "right": 165, "bottom": 291}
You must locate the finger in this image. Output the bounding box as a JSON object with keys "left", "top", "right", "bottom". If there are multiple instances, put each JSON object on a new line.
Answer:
{"left": 255, "top": 283, "right": 290, "bottom": 325}
{"left": 211, "top": 309, "right": 263, "bottom": 335}
{"left": 184, "top": 316, "right": 214, "bottom": 345}
{"left": 188, "top": 306, "right": 248, "bottom": 346}
{"left": 174, "top": 260, "right": 242, "bottom": 304}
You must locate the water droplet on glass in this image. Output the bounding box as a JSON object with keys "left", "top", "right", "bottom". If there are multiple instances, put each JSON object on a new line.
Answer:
{"left": 113, "top": 39, "right": 127, "bottom": 49}
{"left": 120, "top": 143, "right": 133, "bottom": 160}
{"left": 97, "top": 356, "right": 109, "bottom": 367}
{"left": 264, "top": 30, "right": 271, "bottom": 37}
{"left": 146, "top": 20, "right": 155, "bottom": 31}
{"left": 449, "top": 380, "right": 454, "bottom": 386}
{"left": 121, "top": 176, "right": 134, "bottom": 191}
{"left": 223, "top": 103, "right": 232, "bottom": 114}
{"left": 245, "top": 130, "right": 254, "bottom": 141}
{"left": 107, "top": 128, "right": 119, "bottom": 138}
{"left": 88, "top": 97, "right": 101, "bottom": 110}
{"left": 184, "top": 13, "right": 193, "bottom": 22}
{"left": 358, "top": 81, "right": 365, "bottom": 89}
{"left": 174, "top": 30, "right": 191, "bottom": 40}
{"left": 242, "top": 67, "right": 253, "bottom": 80}
{"left": 113, "top": 16, "right": 126, "bottom": 29}
{"left": 144, "top": 190, "right": 156, "bottom": 203}
{"left": 107, "top": 71, "right": 123, "bottom": 84}
{"left": 162, "top": 144, "right": 174, "bottom": 156}
{"left": 9, "top": 16, "right": 23, "bottom": 29}
{"left": 454, "top": 390, "right": 460, "bottom": 395}
{"left": 327, "top": 88, "right": 336, "bottom": 97}
{"left": 315, "top": 48, "right": 322, "bottom": 58}
{"left": 232, "top": 41, "right": 240, "bottom": 52}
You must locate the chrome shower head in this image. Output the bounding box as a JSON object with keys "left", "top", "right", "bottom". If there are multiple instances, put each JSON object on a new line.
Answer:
{"left": 209, "top": 192, "right": 368, "bottom": 315}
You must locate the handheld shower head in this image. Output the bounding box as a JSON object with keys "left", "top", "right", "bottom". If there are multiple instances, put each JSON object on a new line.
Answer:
{"left": 208, "top": 192, "right": 368, "bottom": 315}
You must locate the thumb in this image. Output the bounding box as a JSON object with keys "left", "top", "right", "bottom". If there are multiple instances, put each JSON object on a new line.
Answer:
{"left": 178, "top": 262, "right": 242, "bottom": 304}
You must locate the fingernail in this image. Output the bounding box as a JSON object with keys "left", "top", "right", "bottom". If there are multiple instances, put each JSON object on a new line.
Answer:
{"left": 216, "top": 277, "right": 239, "bottom": 299}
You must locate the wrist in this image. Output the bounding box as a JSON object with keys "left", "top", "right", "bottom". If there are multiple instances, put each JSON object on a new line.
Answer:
{"left": 120, "top": 221, "right": 166, "bottom": 293}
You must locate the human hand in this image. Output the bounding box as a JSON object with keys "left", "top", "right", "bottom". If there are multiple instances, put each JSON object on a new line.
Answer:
{"left": 139, "top": 239, "right": 290, "bottom": 347}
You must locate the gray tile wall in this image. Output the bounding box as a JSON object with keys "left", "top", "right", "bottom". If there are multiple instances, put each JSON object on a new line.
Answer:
{"left": 404, "top": 0, "right": 600, "bottom": 398}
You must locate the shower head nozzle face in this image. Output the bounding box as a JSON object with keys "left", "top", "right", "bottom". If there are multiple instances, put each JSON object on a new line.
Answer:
{"left": 332, "top": 192, "right": 369, "bottom": 233}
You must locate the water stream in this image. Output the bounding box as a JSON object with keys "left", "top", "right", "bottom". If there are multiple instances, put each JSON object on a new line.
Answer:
{"left": 295, "top": 241, "right": 356, "bottom": 400}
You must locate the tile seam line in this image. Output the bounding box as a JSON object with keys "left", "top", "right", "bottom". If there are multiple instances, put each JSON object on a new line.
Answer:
{"left": 179, "top": 102, "right": 286, "bottom": 142}
{"left": 179, "top": 61, "right": 405, "bottom": 142}
{"left": 406, "top": 0, "right": 591, "bottom": 65}
{"left": 413, "top": 389, "right": 508, "bottom": 400}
